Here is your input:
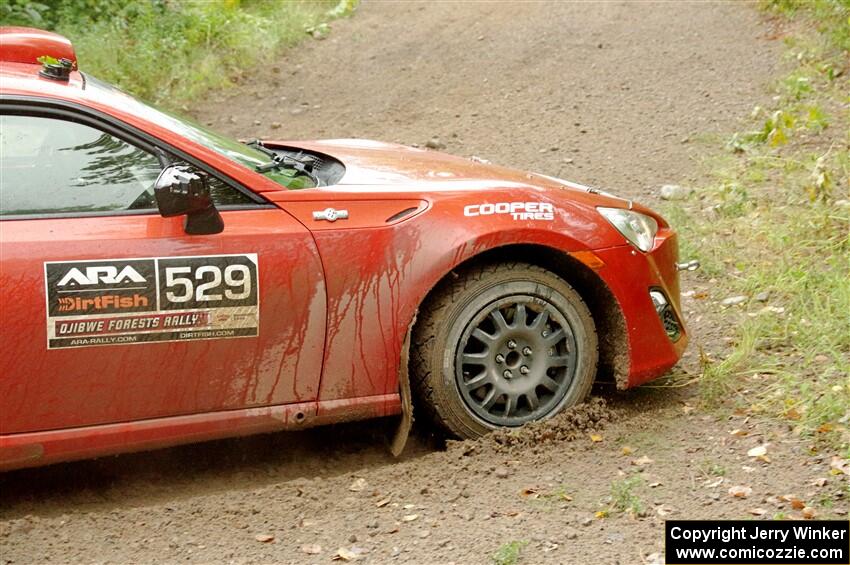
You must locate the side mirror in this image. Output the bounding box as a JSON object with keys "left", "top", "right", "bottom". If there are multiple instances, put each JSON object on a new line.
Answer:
{"left": 154, "top": 165, "right": 224, "bottom": 235}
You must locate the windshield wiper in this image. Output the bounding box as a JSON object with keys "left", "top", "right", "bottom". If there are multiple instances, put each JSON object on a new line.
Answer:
{"left": 244, "top": 139, "right": 321, "bottom": 187}
{"left": 245, "top": 139, "right": 279, "bottom": 160}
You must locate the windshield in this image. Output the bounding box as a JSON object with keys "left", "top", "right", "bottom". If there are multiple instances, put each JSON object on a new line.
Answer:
{"left": 83, "top": 75, "right": 315, "bottom": 189}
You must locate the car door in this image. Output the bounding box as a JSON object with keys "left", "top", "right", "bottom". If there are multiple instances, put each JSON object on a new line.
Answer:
{"left": 0, "top": 108, "right": 327, "bottom": 434}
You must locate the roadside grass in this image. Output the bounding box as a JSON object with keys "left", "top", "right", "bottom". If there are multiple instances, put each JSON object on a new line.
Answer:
{"left": 491, "top": 540, "right": 529, "bottom": 565}
{"left": 3, "top": 0, "right": 356, "bottom": 109}
{"left": 664, "top": 0, "right": 849, "bottom": 452}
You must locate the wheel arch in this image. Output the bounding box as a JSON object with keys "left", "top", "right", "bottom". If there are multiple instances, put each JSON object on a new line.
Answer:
{"left": 413, "top": 243, "right": 630, "bottom": 389}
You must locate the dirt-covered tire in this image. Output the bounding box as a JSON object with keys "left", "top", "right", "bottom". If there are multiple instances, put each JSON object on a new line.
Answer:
{"left": 411, "top": 262, "right": 598, "bottom": 439}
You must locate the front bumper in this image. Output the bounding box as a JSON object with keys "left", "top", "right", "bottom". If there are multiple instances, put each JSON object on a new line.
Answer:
{"left": 592, "top": 228, "right": 689, "bottom": 387}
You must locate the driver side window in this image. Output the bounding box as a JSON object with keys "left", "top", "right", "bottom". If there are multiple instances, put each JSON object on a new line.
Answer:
{"left": 0, "top": 114, "right": 162, "bottom": 216}
{"left": 0, "top": 113, "right": 255, "bottom": 217}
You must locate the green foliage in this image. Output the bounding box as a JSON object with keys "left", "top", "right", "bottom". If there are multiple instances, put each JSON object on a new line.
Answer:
{"left": 762, "top": 0, "right": 850, "bottom": 52}
{"left": 0, "top": 0, "right": 51, "bottom": 27}
{"left": 9, "top": 0, "right": 357, "bottom": 109}
{"left": 609, "top": 475, "right": 644, "bottom": 516}
{"left": 492, "top": 540, "right": 529, "bottom": 565}
{"left": 35, "top": 55, "right": 59, "bottom": 66}
{"left": 670, "top": 0, "right": 850, "bottom": 452}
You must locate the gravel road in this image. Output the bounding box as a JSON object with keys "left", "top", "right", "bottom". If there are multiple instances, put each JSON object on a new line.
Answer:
{"left": 5, "top": 3, "right": 844, "bottom": 565}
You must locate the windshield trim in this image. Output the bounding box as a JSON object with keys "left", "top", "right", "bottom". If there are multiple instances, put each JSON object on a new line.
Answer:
{"left": 81, "top": 75, "right": 316, "bottom": 190}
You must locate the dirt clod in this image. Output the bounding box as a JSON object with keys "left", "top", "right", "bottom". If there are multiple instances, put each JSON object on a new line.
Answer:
{"left": 466, "top": 397, "right": 611, "bottom": 453}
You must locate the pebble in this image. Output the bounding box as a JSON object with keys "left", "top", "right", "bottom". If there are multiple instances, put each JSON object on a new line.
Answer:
{"left": 425, "top": 138, "right": 446, "bottom": 150}
{"left": 754, "top": 291, "right": 770, "bottom": 302}
{"left": 721, "top": 295, "right": 747, "bottom": 307}
{"left": 494, "top": 467, "right": 510, "bottom": 479}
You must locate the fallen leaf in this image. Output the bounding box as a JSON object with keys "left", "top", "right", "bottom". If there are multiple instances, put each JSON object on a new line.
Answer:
{"left": 655, "top": 504, "right": 674, "bottom": 517}
{"left": 621, "top": 446, "right": 634, "bottom": 456}
{"left": 376, "top": 497, "right": 391, "bottom": 508}
{"left": 748, "top": 508, "right": 767, "bottom": 516}
{"left": 790, "top": 498, "right": 806, "bottom": 510}
{"left": 632, "top": 455, "right": 654, "bottom": 467}
{"left": 595, "top": 510, "right": 608, "bottom": 519}
{"left": 301, "top": 544, "right": 322, "bottom": 555}
{"left": 829, "top": 456, "right": 850, "bottom": 476}
{"left": 402, "top": 514, "right": 418, "bottom": 522}
{"left": 729, "top": 429, "right": 748, "bottom": 437}
{"left": 348, "top": 478, "right": 367, "bottom": 492}
{"left": 704, "top": 477, "right": 724, "bottom": 488}
{"left": 520, "top": 487, "right": 539, "bottom": 498}
{"left": 728, "top": 485, "right": 753, "bottom": 498}
{"left": 802, "top": 506, "right": 816, "bottom": 519}
{"left": 590, "top": 434, "right": 603, "bottom": 443}
{"left": 255, "top": 534, "right": 274, "bottom": 543}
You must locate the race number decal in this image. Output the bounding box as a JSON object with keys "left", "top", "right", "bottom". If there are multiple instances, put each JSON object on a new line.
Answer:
{"left": 44, "top": 254, "right": 259, "bottom": 349}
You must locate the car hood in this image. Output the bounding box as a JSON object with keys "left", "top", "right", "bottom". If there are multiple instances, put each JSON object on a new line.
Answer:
{"left": 265, "top": 138, "right": 626, "bottom": 203}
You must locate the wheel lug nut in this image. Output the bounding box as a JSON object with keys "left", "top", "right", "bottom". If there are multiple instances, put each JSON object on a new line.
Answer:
{"left": 520, "top": 366, "right": 530, "bottom": 375}
{"left": 495, "top": 354, "right": 505, "bottom": 364}
{"left": 522, "top": 347, "right": 532, "bottom": 356}
{"left": 507, "top": 340, "right": 517, "bottom": 349}
{"left": 542, "top": 330, "right": 549, "bottom": 337}
{"left": 503, "top": 370, "right": 513, "bottom": 380}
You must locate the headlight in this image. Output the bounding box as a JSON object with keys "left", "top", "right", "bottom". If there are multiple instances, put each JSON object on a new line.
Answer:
{"left": 598, "top": 207, "right": 658, "bottom": 252}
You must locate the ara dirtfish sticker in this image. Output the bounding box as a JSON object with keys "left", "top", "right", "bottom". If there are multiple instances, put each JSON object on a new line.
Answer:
{"left": 44, "top": 254, "right": 259, "bottom": 349}
{"left": 463, "top": 202, "right": 555, "bottom": 221}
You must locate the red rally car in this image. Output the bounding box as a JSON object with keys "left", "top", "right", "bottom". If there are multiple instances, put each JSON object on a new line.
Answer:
{"left": 0, "top": 28, "right": 694, "bottom": 471}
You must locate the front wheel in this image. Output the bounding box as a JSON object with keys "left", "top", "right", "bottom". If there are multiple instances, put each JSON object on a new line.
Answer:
{"left": 411, "top": 262, "right": 598, "bottom": 439}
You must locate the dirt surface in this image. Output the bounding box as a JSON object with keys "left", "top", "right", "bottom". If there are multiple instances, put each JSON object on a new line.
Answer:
{"left": 3, "top": 2, "right": 846, "bottom": 565}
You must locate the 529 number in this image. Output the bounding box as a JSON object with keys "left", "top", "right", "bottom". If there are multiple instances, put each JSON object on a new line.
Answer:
{"left": 165, "top": 264, "right": 252, "bottom": 303}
